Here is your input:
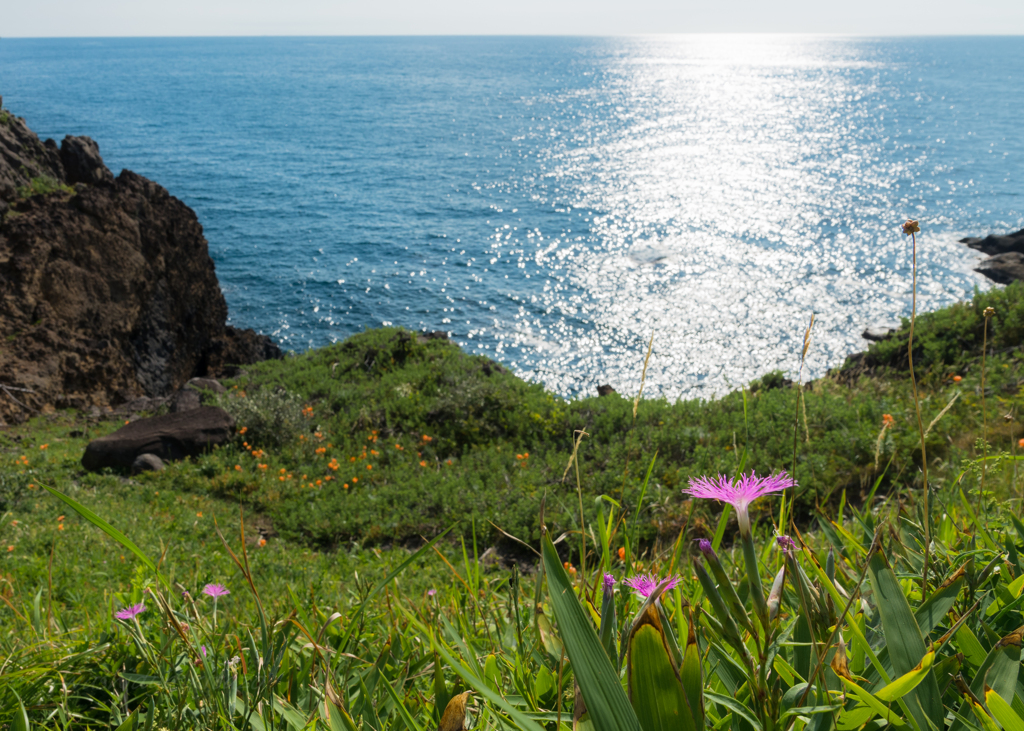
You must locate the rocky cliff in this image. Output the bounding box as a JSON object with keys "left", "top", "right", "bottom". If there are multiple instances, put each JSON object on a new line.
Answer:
{"left": 0, "top": 102, "right": 280, "bottom": 425}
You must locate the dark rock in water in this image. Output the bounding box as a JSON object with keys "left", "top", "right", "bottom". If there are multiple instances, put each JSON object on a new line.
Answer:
{"left": 975, "top": 252, "right": 1024, "bottom": 285}
{"left": 131, "top": 453, "right": 165, "bottom": 474}
{"left": 862, "top": 321, "right": 901, "bottom": 342}
{"left": 169, "top": 389, "right": 202, "bottom": 413}
{"left": 597, "top": 384, "right": 616, "bottom": 397}
{"left": 82, "top": 406, "right": 235, "bottom": 472}
{"left": 0, "top": 109, "right": 281, "bottom": 424}
{"left": 960, "top": 228, "right": 1024, "bottom": 256}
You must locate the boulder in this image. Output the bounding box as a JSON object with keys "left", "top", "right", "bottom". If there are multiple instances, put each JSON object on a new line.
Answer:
{"left": 862, "top": 321, "right": 902, "bottom": 342}
{"left": 59, "top": 135, "right": 115, "bottom": 186}
{"left": 82, "top": 406, "right": 235, "bottom": 472}
{"left": 975, "top": 252, "right": 1024, "bottom": 285}
{"left": 169, "top": 388, "right": 202, "bottom": 413}
{"left": 597, "top": 384, "right": 616, "bottom": 397}
{"left": 131, "top": 453, "right": 165, "bottom": 474}
{"left": 186, "top": 377, "right": 226, "bottom": 394}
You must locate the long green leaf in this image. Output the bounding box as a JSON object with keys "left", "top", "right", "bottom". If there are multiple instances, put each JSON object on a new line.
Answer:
{"left": 867, "top": 547, "right": 943, "bottom": 731}
{"left": 380, "top": 679, "right": 427, "bottom": 731}
{"left": 704, "top": 692, "right": 763, "bottom": 731}
{"left": 952, "top": 629, "right": 1023, "bottom": 731}
{"left": 628, "top": 615, "right": 697, "bottom": 731}
{"left": 986, "top": 690, "right": 1024, "bottom": 731}
{"left": 543, "top": 535, "right": 643, "bottom": 731}
{"left": 40, "top": 483, "right": 158, "bottom": 575}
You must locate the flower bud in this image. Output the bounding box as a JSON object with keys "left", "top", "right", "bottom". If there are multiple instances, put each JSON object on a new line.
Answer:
{"left": 767, "top": 565, "right": 785, "bottom": 621}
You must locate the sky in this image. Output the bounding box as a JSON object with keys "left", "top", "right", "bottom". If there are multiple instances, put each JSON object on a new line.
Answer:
{"left": 4, "top": 0, "right": 1024, "bottom": 36}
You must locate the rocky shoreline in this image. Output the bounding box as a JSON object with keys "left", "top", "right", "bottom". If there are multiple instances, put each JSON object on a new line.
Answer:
{"left": 0, "top": 101, "right": 280, "bottom": 425}
{"left": 960, "top": 228, "right": 1024, "bottom": 285}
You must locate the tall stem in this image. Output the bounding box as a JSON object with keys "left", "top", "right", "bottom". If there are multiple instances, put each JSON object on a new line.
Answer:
{"left": 909, "top": 231, "right": 930, "bottom": 598}
{"left": 981, "top": 316, "right": 989, "bottom": 507}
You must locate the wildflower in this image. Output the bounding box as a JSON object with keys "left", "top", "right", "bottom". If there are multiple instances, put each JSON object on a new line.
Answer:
{"left": 239, "top": 426, "right": 247, "bottom": 434}
{"left": 196, "top": 512, "right": 203, "bottom": 518}
{"left": 234, "top": 465, "right": 242, "bottom": 471}
{"left": 685, "top": 471, "right": 795, "bottom": 536}
{"left": 395, "top": 444, "right": 403, "bottom": 450}
{"left": 984, "top": 307, "right": 995, "bottom": 318}
{"left": 882, "top": 414, "right": 895, "bottom": 428}
{"left": 10, "top": 521, "right": 17, "bottom": 526}
{"left": 427, "top": 588, "right": 437, "bottom": 597}
{"left": 366, "top": 464, "right": 372, "bottom": 470}
{"left": 901, "top": 219, "right": 920, "bottom": 235}
{"left": 623, "top": 573, "right": 681, "bottom": 599}
{"left": 203, "top": 583, "right": 230, "bottom": 598}
{"left": 370, "top": 450, "right": 378, "bottom": 456}
{"left": 58, "top": 515, "right": 64, "bottom": 522}
{"left": 697, "top": 538, "right": 714, "bottom": 557}
{"left": 953, "top": 375, "right": 962, "bottom": 382}
{"left": 776, "top": 535, "right": 797, "bottom": 556}
{"left": 422, "top": 434, "right": 433, "bottom": 442}
{"left": 7, "top": 546, "right": 13, "bottom": 552}
{"left": 58, "top": 524, "right": 64, "bottom": 531}
{"left": 316, "top": 479, "right": 322, "bottom": 486}
{"left": 420, "top": 460, "right": 428, "bottom": 467}
{"left": 200, "top": 645, "right": 207, "bottom": 657}
{"left": 352, "top": 477, "right": 358, "bottom": 483}
{"left": 618, "top": 546, "right": 626, "bottom": 561}
{"left": 115, "top": 603, "right": 146, "bottom": 620}
{"left": 602, "top": 573, "right": 616, "bottom": 594}
{"left": 1019, "top": 438, "right": 1024, "bottom": 448}
{"left": 446, "top": 459, "right": 452, "bottom": 465}
{"left": 258, "top": 538, "right": 267, "bottom": 547}
{"left": 343, "top": 483, "right": 349, "bottom": 489}
{"left": 39, "top": 444, "right": 48, "bottom": 450}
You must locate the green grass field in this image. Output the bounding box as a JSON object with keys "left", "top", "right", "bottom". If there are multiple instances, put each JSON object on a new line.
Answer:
{"left": 2, "top": 281, "right": 1024, "bottom": 729}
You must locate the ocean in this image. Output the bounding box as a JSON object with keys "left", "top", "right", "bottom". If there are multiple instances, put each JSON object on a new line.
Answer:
{"left": 2, "top": 36, "right": 1022, "bottom": 399}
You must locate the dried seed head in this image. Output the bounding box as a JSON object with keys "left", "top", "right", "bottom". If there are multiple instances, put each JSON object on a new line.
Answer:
{"left": 984, "top": 307, "right": 996, "bottom": 318}
{"left": 901, "top": 219, "right": 920, "bottom": 235}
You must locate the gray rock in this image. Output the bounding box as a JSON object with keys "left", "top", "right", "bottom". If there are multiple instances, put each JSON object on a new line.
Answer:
{"left": 186, "top": 377, "right": 226, "bottom": 394}
{"left": 82, "top": 406, "right": 235, "bottom": 472}
{"left": 131, "top": 453, "right": 165, "bottom": 474}
{"left": 169, "top": 389, "right": 202, "bottom": 413}
{"left": 975, "top": 252, "right": 1024, "bottom": 285}
{"left": 862, "top": 321, "right": 902, "bottom": 342}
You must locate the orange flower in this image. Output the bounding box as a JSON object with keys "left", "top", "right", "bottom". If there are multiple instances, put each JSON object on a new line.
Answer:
{"left": 242, "top": 442, "right": 249, "bottom": 448}
{"left": 6, "top": 546, "right": 13, "bottom": 552}
{"left": 446, "top": 459, "right": 452, "bottom": 465}
{"left": 258, "top": 538, "right": 267, "bottom": 547}
{"left": 57, "top": 515, "right": 64, "bottom": 522}
{"left": 395, "top": 444, "right": 403, "bottom": 450}
{"left": 882, "top": 414, "right": 895, "bottom": 428}
{"left": 197, "top": 512, "right": 203, "bottom": 518}
{"left": 352, "top": 477, "right": 358, "bottom": 483}
{"left": 422, "top": 434, "right": 432, "bottom": 442}
{"left": 316, "top": 479, "right": 322, "bottom": 486}
{"left": 953, "top": 375, "right": 962, "bottom": 382}
{"left": 1018, "top": 438, "right": 1024, "bottom": 448}
{"left": 258, "top": 463, "right": 268, "bottom": 470}
{"left": 125, "top": 420, "right": 130, "bottom": 425}
{"left": 343, "top": 483, "right": 349, "bottom": 489}
{"left": 618, "top": 547, "right": 626, "bottom": 560}
{"left": 234, "top": 465, "right": 242, "bottom": 471}
{"left": 39, "top": 444, "right": 48, "bottom": 450}
{"left": 370, "top": 449, "right": 378, "bottom": 456}
{"left": 239, "top": 426, "right": 248, "bottom": 434}
{"left": 279, "top": 468, "right": 287, "bottom": 474}
{"left": 366, "top": 464, "right": 372, "bottom": 470}
{"left": 57, "top": 524, "right": 64, "bottom": 531}
{"left": 420, "top": 460, "right": 428, "bottom": 467}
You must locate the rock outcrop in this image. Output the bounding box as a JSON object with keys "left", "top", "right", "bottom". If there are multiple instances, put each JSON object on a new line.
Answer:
{"left": 0, "top": 102, "right": 281, "bottom": 424}
{"left": 960, "top": 229, "right": 1024, "bottom": 284}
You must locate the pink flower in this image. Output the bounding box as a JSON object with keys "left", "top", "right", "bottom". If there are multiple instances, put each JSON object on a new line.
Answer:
{"left": 427, "top": 589, "right": 437, "bottom": 597}
{"left": 115, "top": 603, "right": 146, "bottom": 620}
{"left": 685, "top": 471, "right": 795, "bottom": 534}
{"left": 776, "top": 535, "right": 797, "bottom": 555}
{"left": 602, "top": 573, "right": 616, "bottom": 591}
{"left": 203, "top": 583, "right": 230, "bottom": 598}
{"left": 623, "top": 573, "right": 680, "bottom": 600}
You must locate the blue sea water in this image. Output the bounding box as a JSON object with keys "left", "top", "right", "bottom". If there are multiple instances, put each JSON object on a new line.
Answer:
{"left": 2, "top": 36, "right": 1022, "bottom": 399}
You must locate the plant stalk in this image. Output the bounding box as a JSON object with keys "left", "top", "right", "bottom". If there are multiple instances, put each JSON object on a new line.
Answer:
{"left": 908, "top": 230, "right": 930, "bottom": 599}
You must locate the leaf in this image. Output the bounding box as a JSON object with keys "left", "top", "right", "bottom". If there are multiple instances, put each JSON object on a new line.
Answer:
{"left": 839, "top": 677, "right": 907, "bottom": 727}
{"left": 953, "top": 628, "right": 1023, "bottom": 731}
{"left": 986, "top": 690, "right": 1024, "bottom": 731}
{"left": 867, "top": 546, "right": 943, "bottom": 731}
{"left": 40, "top": 483, "right": 159, "bottom": 577}
{"left": 704, "top": 692, "right": 763, "bottom": 731}
{"left": 680, "top": 612, "right": 704, "bottom": 731}
{"left": 972, "top": 701, "right": 1003, "bottom": 731}
{"left": 875, "top": 652, "right": 935, "bottom": 702}
{"left": 114, "top": 709, "right": 140, "bottom": 731}
{"left": 10, "top": 693, "right": 30, "bottom": 731}
{"left": 380, "top": 679, "right": 427, "bottom": 731}
{"left": 543, "top": 535, "right": 643, "bottom": 731}
{"left": 627, "top": 608, "right": 698, "bottom": 731}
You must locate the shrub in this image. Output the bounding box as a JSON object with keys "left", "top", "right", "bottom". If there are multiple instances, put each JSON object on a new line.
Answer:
{"left": 217, "top": 386, "right": 306, "bottom": 449}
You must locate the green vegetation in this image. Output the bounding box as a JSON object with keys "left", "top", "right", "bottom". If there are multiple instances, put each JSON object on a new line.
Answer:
{"left": 16, "top": 174, "right": 74, "bottom": 199}
{"left": 2, "top": 281, "right": 1024, "bottom": 729}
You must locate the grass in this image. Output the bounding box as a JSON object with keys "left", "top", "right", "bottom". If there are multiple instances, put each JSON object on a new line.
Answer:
{"left": 15, "top": 175, "right": 75, "bottom": 200}
{"left": 3, "top": 282, "right": 1024, "bottom": 728}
